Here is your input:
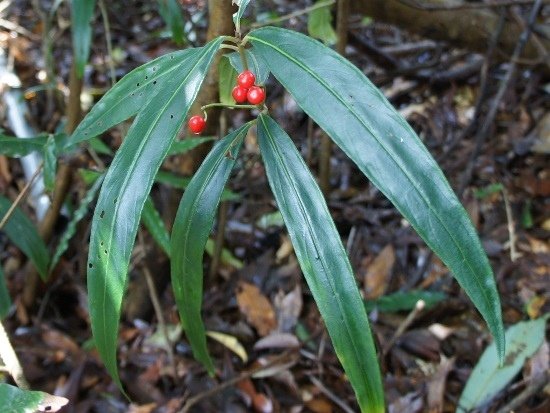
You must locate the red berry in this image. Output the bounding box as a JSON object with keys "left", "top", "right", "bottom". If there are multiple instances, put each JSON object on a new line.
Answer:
{"left": 232, "top": 85, "right": 248, "bottom": 103}
{"left": 237, "top": 70, "right": 256, "bottom": 89}
{"left": 247, "top": 86, "right": 265, "bottom": 105}
{"left": 188, "top": 115, "right": 206, "bottom": 134}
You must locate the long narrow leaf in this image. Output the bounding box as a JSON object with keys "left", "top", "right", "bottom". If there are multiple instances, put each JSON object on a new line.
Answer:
{"left": 232, "top": 0, "right": 251, "bottom": 35}
{"left": 158, "top": 0, "right": 186, "bottom": 45}
{"left": 87, "top": 38, "right": 223, "bottom": 391}
{"left": 68, "top": 48, "right": 197, "bottom": 146}
{"left": 170, "top": 123, "right": 250, "bottom": 374}
{"left": 71, "top": 0, "right": 96, "bottom": 78}
{"left": 0, "top": 196, "right": 49, "bottom": 280}
{"left": 0, "top": 134, "right": 47, "bottom": 157}
{"left": 248, "top": 27, "right": 505, "bottom": 360}
{"left": 0, "top": 383, "right": 68, "bottom": 413}
{"left": 257, "top": 114, "right": 384, "bottom": 413}
{"left": 0, "top": 265, "right": 11, "bottom": 319}
{"left": 50, "top": 175, "right": 104, "bottom": 271}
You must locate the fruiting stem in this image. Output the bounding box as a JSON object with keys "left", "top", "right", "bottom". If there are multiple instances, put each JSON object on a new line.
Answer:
{"left": 238, "top": 43, "right": 249, "bottom": 71}
{"left": 222, "top": 35, "right": 242, "bottom": 45}
{"left": 220, "top": 44, "right": 239, "bottom": 52}
{"left": 201, "top": 102, "right": 260, "bottom": 111}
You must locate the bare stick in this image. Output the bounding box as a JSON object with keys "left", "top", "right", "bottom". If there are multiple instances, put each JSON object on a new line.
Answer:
{"left": 250, "top": 0, "right": 336, "bottom": 28}
{"left": 309, "top": 375, "right": 356, "bottom": 413}
{"left": 502, "top": 188, "right": 519, "bottom": 262}
{"left": 382, "top": 299, "right": 425, "bottom": 356}
{"left": 0, "top": 163, "right": 43, "bottom": 231}
{"left": 0, "top": 320, "right": 30, "bottom": 389}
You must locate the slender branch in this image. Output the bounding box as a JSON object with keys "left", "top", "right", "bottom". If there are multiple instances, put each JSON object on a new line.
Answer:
{"left": 0, "top": 163, "right": 43, "bottom": 231}
{"left": 98, "top": 0, "right": 116, "bottom": 86}
{"left": 238, "top": 44, "right": 249, "bottom": 71}
{"left": 382, "top": 299, "right": 425, "bottom": 356}
{"left": 220, "top": 44, "right": 239, "bottom": 52}
{"left": 250, "top": 0, "right": 336, "bottom": 28}
{"left": 201, "top": 102, "right": 261, "bottom": 111}
{"left": 502, "top": 188, "right": 519, "bottom": 262}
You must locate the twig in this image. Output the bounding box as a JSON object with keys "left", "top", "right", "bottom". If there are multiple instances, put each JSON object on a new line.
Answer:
{"left": 382, "top": 299, "right": 425, "bottom": 356}
{"left": 459, "top": 0, "right": 543, "bottom": 194}
{"left": 0, "top": 18, "right": 40, "bottom": 40}
{"left": 495, "top": 371, "right": 549, "bottom": 413}
{"left": 179, "top": 351, "right": 295, "bottom": 413}
{"left": 397, "top": 0, "right": 549, "bottom": 11}
{"left": 250, "top": 0, "right": 336, "bottom": 28}
{"left": 309, "top": 375, "right": 356, "bottom": 413}
{"left": 502, "top": 188, "right": 519, "bottom": 262}
{"left": 98, "top": 0, "right": 116, "bottom": 86}
{"left": 0, "top": 320, "right": 30, "bottom": 389}
{"left": 0, "top": 163, "right": 43, "bottom": 231}
{"left": 143, "top": 264, "right": 178, "bottom": 380}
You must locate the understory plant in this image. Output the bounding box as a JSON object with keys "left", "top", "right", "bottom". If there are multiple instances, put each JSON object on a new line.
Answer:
{"left": 60, "top": 4, "right": 504, "bottom": 412}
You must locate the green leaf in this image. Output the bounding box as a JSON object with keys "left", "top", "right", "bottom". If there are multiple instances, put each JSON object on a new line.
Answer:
{"left": 219, "top": 56, "right": 239, "bottom": 105}
{"left": 168, "top": 137, "right": 214, "bottom": 156}
{"left": 142, "top": 196, "right": 170, "bottom": 256}
{"left": 43, "top": 134, "right": 57, "bottom": 192}
{"left": 0, "top": 196, "right": 49, "bottom": 280}
{"left": 68, "top": 48, "right": 197, "bottom": 146}
{"left": 458, "top": 317, "right": 547, "bottom": 412}
{"left": 87, "top": 38, "right": 223, "bottom": 392}
{"left": 257, "top": 114, "right": 384, "bottom": 413}
{"left": 88, "top": 136, "right": 114, "bottom": 156}
{"left": 0, "top": 134, "right": 47, "bottom": 157}
{"left": 248, "top": 27, "right": 505, "bottom": 362}
{"left": 364, "top": 290, "right": 447, "bottom": 313}
{"left": 71, "top": 0, "right": 96, "bottom": 78}
{"left": 50, "top": 175, "right": 104, "bottom": 272}
{"left": 227, "top": 49, "right": 270, "bottom": 85}
{"left": 473, "top": 183, "right": 504, "bottom": 199}
{"left": 307, "top": 1, "right": 337, "bottom": 45}
{"left": 232, "top": 0, "right": 251, "bottom": 35}
{"left": 0, "top": 383, "right": 68, "bottom": 413}
{"left": 204, "top": 239, "right": 244, "bottom": 270}
{"left": 157, "top": 0, "right": 186, "bottom": 45}
{"left": 155, "top": 170, "right": 240, "bottom": 201}
{"left": 0, "top": 265, "right": 11, "bottom": 319}
{"left": 171, "top": 123, "right": 250, "bottom": 374}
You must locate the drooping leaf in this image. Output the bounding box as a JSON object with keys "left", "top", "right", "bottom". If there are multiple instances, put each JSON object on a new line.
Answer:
{"left": 0, "top": 265, "right": 11, "bottom": 319}
{"left": 307, "top": 1, "right": 337, "bottom": 45}
{"left": 170, "top": 122, "right": 250, "bottom": 374}
{"left": 87, "top": 38, "right": 223, "bottom": 391}
{"left": 88, "top": 136, "right": 114, "bottom": 155}
{"left": 43, "top": 134, "right": 57, "bottom": 192}
{"left": 0, "top": 134, "right": 47, "bottom": 157}
{"left": 142, "top": 196, "right": 170, "bottom": 256}
{"left": 204, "top": 238, "right": 244, "bottom": 270}
{"left": 458, "top": 317, "right": 547, "bottom": 412}
{"left": 257, "top": 114, "right": 384, "bottom": 413}
{"left": 50, "top": 174, "right": 104, "bottom": 272}
{"left": 168, "top": 137, "right": 214, "bottom": 156}
{"left": 227, "top": 49, "right": 270, "bottom": 85}
{"left": 0, "top": 196, "right": 49, "bottom": 280}
{"left": 155, "top": 170, "right": 240, "bottom": 201}
{"left": 219, "top": 56, "right": 239, "bottom": 105}
{"left": 157, "top": 0, "right": 186, "bottom": 45}
{"left": 248, "top": 27, "right": 505, "bottom": 361}
{"left": 0, "top": 383, "right": 68, "bottom": 413}
{"left": 68, "top": 48, "right": 197, "bottom": 146}
{"left": 232, "top": 0, "right": 252, "bottom": 35}
{"left": 364, "top": 290, "right": 447, "bottom": 313}
{"left": 71, "top": 0, "right": 96, "bottom": 78}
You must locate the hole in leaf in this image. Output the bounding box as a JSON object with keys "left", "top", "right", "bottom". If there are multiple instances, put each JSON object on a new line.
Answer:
{"left": 100, "top": 210, "right": 105, "bottom": 219}
{"left": 153, "top": 66, "right": 157, "bottom": 72}
{"left": 114, "top": 198, "right": 118, "bottom": 204}
{"left": 104, "top": 249, "right": 108, "bottom": 255}
{"left": 170, "top": 114, "right": 174, "bottom": 119}
{"left": 88, "top": 263, "right": 93, "bottom": 268}
{"left": 153, "top": 81, "right": 157, "bottom": 85}
{"left": 100, "top": 241, "right": 104, "bottom": 246}
{"left": 137, "top": 83, "right": 140, "bottom": 87}
{"left": 145, "top": 76, "right": 148, "bottom": 80}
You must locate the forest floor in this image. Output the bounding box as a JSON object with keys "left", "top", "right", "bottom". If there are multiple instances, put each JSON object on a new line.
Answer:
{"left": 0, "top": 1, "right": 548, "bottom": 412}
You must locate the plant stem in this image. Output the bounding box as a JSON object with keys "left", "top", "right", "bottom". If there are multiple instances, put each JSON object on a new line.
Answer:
{"left": 201, "top": 102, "right": 260, "bottom": 111}
{"left": 220, "top": 44, "right": 239, "bottom": 52}
{"left": 0, "top": 320, "right": 29, "bottom": 389}
{"left": 238, "top": 44, "right": 249, "bottom": 71}
{"left": 98, "top": 0, "right": 116, "bottom": 86}
{"left": 0, "top": 163, "right": 43, "bottom": 231}
{"left": 250, "top": 0, "right": 336, "bottom": 28}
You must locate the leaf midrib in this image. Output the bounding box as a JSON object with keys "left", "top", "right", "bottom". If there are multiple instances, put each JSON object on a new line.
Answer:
{"left": 250, "top": 33, "right": 497, "bottom": 333}
{"left": 259, "top": 115, "right": 374, "bottom": 403}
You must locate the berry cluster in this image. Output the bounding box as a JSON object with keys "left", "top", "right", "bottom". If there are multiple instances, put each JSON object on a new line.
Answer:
{"left": 232, "top": 70, "right": 265, "bottom": 105}
{"left": 187, "top": 70, "right": 265, "bottom": 135}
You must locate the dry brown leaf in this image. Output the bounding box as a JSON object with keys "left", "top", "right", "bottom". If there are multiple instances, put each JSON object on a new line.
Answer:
{"left": 236, "top": 282, "right": 278, "bottom": 336}
{"left": 274, "top": 285, "right": 302, "bottom": 332}
{"left": 254, "top": 332, "right": 300, "bottom": 350}
{"left": 364, "top": 244, "right": 395, "bottom": 299}
{"left": 305, "top": 397, "right": 333, "bottom": 413}
{"left": 427, "top": 356, "right": 455, "bottom": 413}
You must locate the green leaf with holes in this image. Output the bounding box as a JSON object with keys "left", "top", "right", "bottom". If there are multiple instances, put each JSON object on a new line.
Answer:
{"left": 0, "top": 383, "right": 68, "bottom": 413}
{"left": 71, "top": 0, "right": 96, "bottom": 78}
{"left": 0, "top": 265, "right": 11, "bottom": 319}
{"left": 458, "top": 317, "right": 547, "bottom": 412}
{"left": 0, "top": 195, "right": 49, "bottom": 280}
{"left": 257, "top": 114, "right": 384, "bottom": 413}
{"left": 171, "top": 122, "right": 250, "bottom": 374}
{"left": 86, "top": 38, "right": 223, "bottom": 392}
{"left": 249, "top": 27, "right": 505, "bottom": 366}
{"left": 68, "top": 48, "right": 199, "bottom": 146}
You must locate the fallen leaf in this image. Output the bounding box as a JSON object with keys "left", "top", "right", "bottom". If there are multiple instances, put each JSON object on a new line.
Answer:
{"left": 363, "top": 244, "right": 395, "bottom": 299}
{"left": 274, "top": 285, "right": 302, "bottom": 332}
{"left": 427, "top": 356, "right": 455, "bottom": 413}
{"left": 206, "top": 330, "right": 248, "bottom": 362}
{"left": 236, "top": 282, "right": 278, "bottom": 336}
{"left": 254, "top": 332, "right": 300, "bottom": 350}
{"left": 389, "top": 391, "right": 423, "bottom": 413}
